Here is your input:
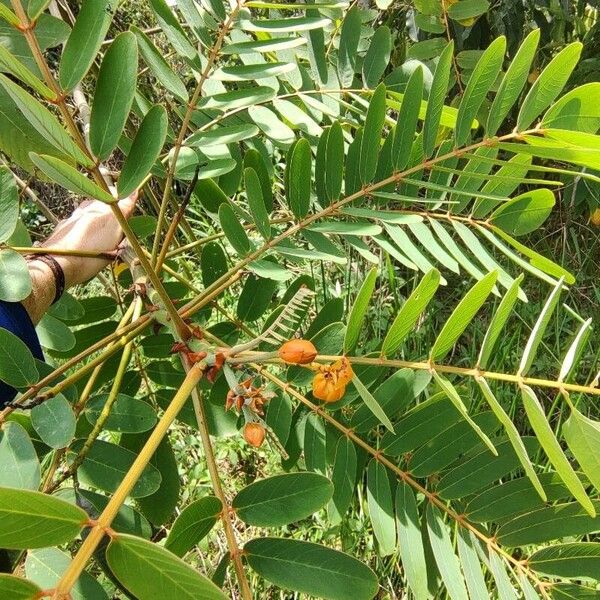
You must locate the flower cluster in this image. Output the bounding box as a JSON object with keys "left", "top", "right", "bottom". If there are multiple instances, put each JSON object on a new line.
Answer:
{"left": 226, "top": 377, "right": 275, "bottom": 415}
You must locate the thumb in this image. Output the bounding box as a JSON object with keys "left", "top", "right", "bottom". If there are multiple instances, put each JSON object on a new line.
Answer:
{"left": 117, "top": 189, "right": 139, "bottom": 218}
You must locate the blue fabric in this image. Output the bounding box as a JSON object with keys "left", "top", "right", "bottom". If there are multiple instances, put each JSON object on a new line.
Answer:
{"left": 0, "top": 301, "right": 43, "bottom": 408}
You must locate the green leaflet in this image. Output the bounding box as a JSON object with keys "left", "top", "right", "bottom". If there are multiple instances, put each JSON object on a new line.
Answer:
{"left": 90, "top": 32, "right": 138, "bottom": 160}
{"left": 0, "top": 421, "right": 40, "bottom": 490}
{"left": 218, "top": 203, "right": 251, "bottom": 255}
{"left": 382, "top": 392, "right": 463, "bottom": 455}
{"left": 409, "top": 411, "right": 499, "bottom": 478}
{"left": 234, "top": 472, "right": 333, "bottom": 527}
{"left": 285, "top": 138, "right": 312, "bottom": 218}
{"left": 337, "top": 6, "right": 361, "bottom": 87}
{"left": 214, "top": 62, "right": 295, "bottom": 81}
{"left": 564, "top": 408, "right": 600, "bottom": 494}
{"left": 0, "top": 248, "right": 32, "bottom": 302}
{"left": 432, "top": 372, "right": 497, "bottom": 455}
{"left": 244, "top": 537, "right": 378, "bottom": 600}
{"left": 0, "top": 326, "right": 38, "bottom": 387}
{"left": 559, "top": 318, "right": 592, "bottom": 382}
{"left": 118, "top": 105, "right": 167, "bottom": 198}
{"left": 236, "top": 275, "right": 277, "bottom": 321}
{"left": 344, "top": 267, "right": 377, "bottom": 352}
{"left": 530, "top": 543, "right": 600, "bottom": 580}
{"left": 303, "top": 413, "right": 327, "bottom": 474}
{"left": 455, "top": 36, "right": 505, "bottom": 146}
{"left": 366, "top": 460, "right": 396, "bottom": 556}
{"left": 165, "top": 496, "right": 222, "bottom": 556}
{"left": 359, "top": 83, "right": 386, "bottom": 185}
{"left": 426, "top": 504, "right": 469, "bottom": 600}
{"left": 325, "top": 121, "right": 344, "bottom": 203}
{"left": 86, "top": 394, "right": 157, "bottom": 433}
{"left": 423, "top": 41, "right": 453, "bottom": 157}
{"left": 31, "top": 394, "right": 76, "bottom": 449}
{"left": 187, "top": 124, "right": 259, "bottom": 148}
{"left": 25, "top": 547, "right": 108, "bottom": 600}
{"left": 240, "top": 16, "right": 331, "bottom": 33}
{"left": 0, "top": 74, "right": 91, "bottom": 167}
{"left": 107, "top": 535, "right": 226, "bottom": 600}
{"left": 521, "top": 385, "right": 595, "bottom": 517}
{"left": 476, "top": 377, "right": 545, "bottom": 500}
{"left": 0, "top": 488, "right": 87, "bottom": 549}
{"left": 447, "top": 0, "right": 489, "bottom": 20}
{"left": 59, "top": 0, "right": 119, "bottom": 91}
{"left": 133, "top": 26, "right": 189, "bottom": 102}
{"left": 543, "top": 82, "right": 600, "bottom": 133}
{"left": 498, "top": 501, "right": 600, "bottom": 546}
{"left": 245, "top": 167, "right": 271, "bottom": 240}
{"left": 67, "top": 439, "right": 161, "bottom": 499}
{"left": 466, "top": 472, "right": 570, "bottom": 523}
{"left": 486, "top": 29, "right": 540, "bottom": 136}
{"left": 149, "top": 0, "right": 200, "bottom": 68}
{"left": 518, "top": 278, "right": 563, "bottom": 376}
{"left": 362, "top": 26, "right": 391, "bottom": 89}
{"left": 472, "top": 154, "right": 533, "bottom": 217}
{"left": 396, "top": 482, "right": 428, "bottom": 600}
{"left": 517, "top": 42, "right": 583, "bottom": 130}
{"left": 430, "top": 270, "right": 497, "bottom": 362}
{"left": 352, "top": 375, "right": 395, "bottom": 433}
{"left": 328, "top": 437, "right": 357, "bottom": 524}
{"left": 477, "top": 274, "right": 523, "bottom": 369}
{"left": 0, "top": 45, "right": 55, "bottom": 100}
{"left": 381, "top": 264, "right": 439, "bottom": 356}
{"left": 0, "top": 574, "right": 41, "bottom": 599}
{"left": 489, "top": 189, "right": 555, "bottom": 236}
{"left": 457, "top": 531, "right": 487, "bottom": 600}
{"left": 437, "top": 436, "right": 540, "bottom": 500}
{"left": 392, "top": 66, "right": 423, "bottom": 171}
{"left": 29, "top": 154, "right": 115, "bottom": 204}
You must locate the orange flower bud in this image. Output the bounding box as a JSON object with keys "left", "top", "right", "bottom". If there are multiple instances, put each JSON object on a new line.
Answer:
{"left": 243, "top": 422, "right": 265, "bottom": 447}
{"left": 312, "top": 372, "right": 346, "bottom": 403}
{"left": 278, "top": 339, "right": 318, "bottom": 365}
{"left": 591, "top": 208, "right": 600, "bottom": 227}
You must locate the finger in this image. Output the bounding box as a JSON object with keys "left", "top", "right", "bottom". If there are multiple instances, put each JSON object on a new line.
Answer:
{"left": 117, "top": 189, "right": 139, "bottom": 218}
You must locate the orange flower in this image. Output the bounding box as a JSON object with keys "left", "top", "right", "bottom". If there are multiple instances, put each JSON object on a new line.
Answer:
{"left": 591, "top": 208, "right": 600, "bottom": 226}
{"left": 312, "top": 358, "right": 354, "bottom": 403}
{"left": 244, "top": 422, "right": 265, "bottom": 447}
{"left": 278, "top": 339, "right": 318, "bottom": 365}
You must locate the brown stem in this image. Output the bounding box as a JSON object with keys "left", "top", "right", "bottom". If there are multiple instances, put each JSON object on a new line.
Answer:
{"left": 185, "top": 363, "right": 253, "bottom": 600}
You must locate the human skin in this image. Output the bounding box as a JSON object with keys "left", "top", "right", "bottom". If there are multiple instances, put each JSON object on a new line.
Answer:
{"left": 21, "top": 192, "right": 137, "bottom": 324}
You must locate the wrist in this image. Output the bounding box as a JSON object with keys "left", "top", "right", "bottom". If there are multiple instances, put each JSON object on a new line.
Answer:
{"left": 22, "top": 258, "right": 56, "bottom": 325}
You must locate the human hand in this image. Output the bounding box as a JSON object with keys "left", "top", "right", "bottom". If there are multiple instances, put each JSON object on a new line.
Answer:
{"left": 42, "top": 192, "right": 138, "bottom": 287}
{"left": 22, "top": 193, "right": 137, "bottom": 324}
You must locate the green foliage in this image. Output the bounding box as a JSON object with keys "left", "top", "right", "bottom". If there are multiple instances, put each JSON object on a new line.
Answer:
{"left": 0, "top": 1, "right": 599, "bottom": 598}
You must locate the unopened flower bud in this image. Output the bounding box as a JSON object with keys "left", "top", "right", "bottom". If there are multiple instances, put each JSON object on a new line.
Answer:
{"left": 278, "top": 339, "right": 318, "bottom": 365}
{"left": 243, "top": 422, "right": 265, "bottom": 447}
